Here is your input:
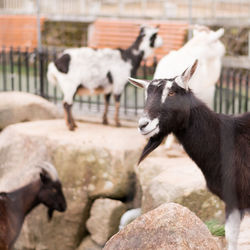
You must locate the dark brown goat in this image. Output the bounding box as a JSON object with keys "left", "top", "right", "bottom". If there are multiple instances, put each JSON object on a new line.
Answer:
{"left": 0, "top": 163, "right": 67, "bottom": 250}
{"left": 128, "top": 60, "right": 250, "bottom": 250}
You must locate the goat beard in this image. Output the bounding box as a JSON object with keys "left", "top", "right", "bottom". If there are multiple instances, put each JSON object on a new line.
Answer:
{"left": 138, "top": 134, "right": 164, "bottom": 165}
{"left": 47, "top": 208, "right": 54, "bottom": 221}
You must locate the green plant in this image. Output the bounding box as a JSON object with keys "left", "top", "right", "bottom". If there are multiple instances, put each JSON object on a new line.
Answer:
{"left": 205, "top": 220, "right": 225, "bottom": 237}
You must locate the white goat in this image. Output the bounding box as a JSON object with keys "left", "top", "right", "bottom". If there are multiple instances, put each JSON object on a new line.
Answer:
{"left": 153, "top": 26, "right": 225, "bottom": 149}
{"left": 47, "top": 26, "right": 162, "bottom": 130}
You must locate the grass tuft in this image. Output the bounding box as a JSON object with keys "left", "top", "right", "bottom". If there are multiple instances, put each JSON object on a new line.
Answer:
{"left": 205, "top": 220, "right": 225, "bottom": 237}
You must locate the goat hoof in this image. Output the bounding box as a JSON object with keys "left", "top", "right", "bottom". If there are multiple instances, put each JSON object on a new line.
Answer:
{"left": 73, "top": 123, "right": 78, "bottom": 128}
{"left": 67, "top": 124, "right": 75, "bottom": 131}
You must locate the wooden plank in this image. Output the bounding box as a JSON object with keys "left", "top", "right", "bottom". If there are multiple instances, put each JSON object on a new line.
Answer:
{"left": 0, "top": 15, "right": 45, "bottom": 51}
{"left": 88, "top": 18, "right": 187, "bottom": 65}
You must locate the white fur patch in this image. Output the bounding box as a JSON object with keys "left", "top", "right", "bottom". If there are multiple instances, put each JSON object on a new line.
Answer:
{"left": 119, "top": 208, "right": 142, "bottom": 230}
{"left": 161, "top": 80, "right": 173, "bottom": 103}
{"left": 38, "top": 161, "right": 59, "bottom": 181}
{"left": 225, "top": 209, "right": 241, "bottom": 250}
{"left": 138, "top": 117, "right": 159, "bottom": 138}
{"left": 175, "top": 76, "right": 185, "bottom": 89}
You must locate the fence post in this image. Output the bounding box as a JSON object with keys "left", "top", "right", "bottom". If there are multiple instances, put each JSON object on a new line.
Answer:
{"left": 39, "top": 50, "right": 45, "bottom": 97}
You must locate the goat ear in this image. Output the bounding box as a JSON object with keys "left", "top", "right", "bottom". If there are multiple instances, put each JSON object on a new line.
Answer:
{"left": 128, "top": 77, "right": 149, "bottom": 88}
{"left": 176, "top": 59, "right": 198, "bottom": 90}
{"left": 40, "top": 170, "right": 50, "bottom": 184}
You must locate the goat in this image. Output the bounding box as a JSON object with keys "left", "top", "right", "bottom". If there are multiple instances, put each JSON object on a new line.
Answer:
{"left": 128, "top": 60, "right": 250, "bottom": 250}
{"left": 154, "top": 25, "right": 225, "bottom": 149}
{"left": 47, "top": 25, "right": 163, "bottom": 130}
{"left": 0, "top": 162, "right": 67, "bottom": 250}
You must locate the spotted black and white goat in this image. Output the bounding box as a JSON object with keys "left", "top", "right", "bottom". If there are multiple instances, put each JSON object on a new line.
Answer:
{"left": 0, "top": 162, "right": 67, "bottom": 250}
{"left": 47, "top": 26, "right": 162, "bottom": 130}
{"left": 128, "top": 60, "right": 250, "bottom": 250}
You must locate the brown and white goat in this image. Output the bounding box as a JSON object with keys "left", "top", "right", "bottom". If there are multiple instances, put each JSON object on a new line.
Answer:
{"left": 0, "top": 162, "right": 67, "bottom": 250}
{"left": 128, "top": 60, "right": 250, "bottom": 250}
{"left": 47, "top": 25, "right": 162, "bottom": 130}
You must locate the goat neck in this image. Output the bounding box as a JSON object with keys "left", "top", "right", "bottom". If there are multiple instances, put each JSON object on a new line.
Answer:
{"left": 8, "top": 179, "right": 41, "bottom": 218}
{"left": 174, "top": 97, "right": 234, "bottom": 202}
{"left": 119, "top": 37, "right": 145, "bottom": 77}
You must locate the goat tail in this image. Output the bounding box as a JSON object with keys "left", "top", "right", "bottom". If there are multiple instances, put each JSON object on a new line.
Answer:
{"left": 47, "top": 62, "right": 58, "bottom": 86}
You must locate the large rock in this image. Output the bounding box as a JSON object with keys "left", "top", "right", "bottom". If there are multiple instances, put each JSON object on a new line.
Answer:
{"left": 104, "top": 203, "right": 220, "bottom": 250}
{"left": 138, "top": 145, "right": 225, "bottom": 222}
{"left": 0, "top": 91, "right": 60, "bottom": 129}
{"left": 0, "top": 120, "right": 145, "bottom": 249}
{"left": 77, "top": 236, "right": 102, "bottom": 250}
{"left": 86, "top": 198, "right": 126, "bottom": 246}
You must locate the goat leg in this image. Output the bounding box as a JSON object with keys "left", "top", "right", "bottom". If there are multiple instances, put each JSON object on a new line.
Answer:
{"left": 114, "top": 94, "right": 121, "bottom": 127}
{"left": 103, "top": 93, "right": 111, "bottom": 125}
{"left": 63, "top": 102, "right": 75, "bottom": 131}
{"left": 225, "top": 208, "right": 242, "bottom": 250}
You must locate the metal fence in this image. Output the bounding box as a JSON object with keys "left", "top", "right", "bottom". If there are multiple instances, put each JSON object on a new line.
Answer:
{"left": 0, "top": 47, "right": 249, "bottom": 119}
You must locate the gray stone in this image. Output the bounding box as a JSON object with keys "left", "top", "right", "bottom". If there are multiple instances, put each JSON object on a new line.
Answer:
{"left": 0, "top": 120, "right": 145, "bottom": 249}
{"left": 0, "top": 91, "right": 60, "bottom": 129}
{"left": 86, "top": 198, "right": 126, "bottom": 246}
{"left": 137, "top": 146, "right": 225, "bottom": 222}
{"left": 104, "top": 203, "right": 220, "bottom": 250}
{"left": 77, "top": 236, "right": 102, "bottom": 250}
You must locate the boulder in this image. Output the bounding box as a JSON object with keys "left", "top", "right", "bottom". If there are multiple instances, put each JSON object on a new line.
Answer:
{"left": 0, "top": 91, "right": 60, "bottom": 129}
{"left": 137, "top": 146, "right": 225, "bottom": 222}
{"left": 104, "top": 203, "right": 220, "bottom": 250}
{"left": 0, "top": 120, "right": 145, "bottom": 249}
{"left": 86, "top": 198, "right": 126, "bottom": 246}
{"left": 77, "top": 236, "right": 102, "bottom": 250}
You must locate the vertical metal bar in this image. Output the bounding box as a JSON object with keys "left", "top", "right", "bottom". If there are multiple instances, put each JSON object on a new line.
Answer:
{"left": 88, "top": 96, "right": 91, "bottom": 110}
{"left": 34, "top": 48, "right": 38, "bottom": 93}
{"left": 39, "top": 50, "right": 44, "bottom": 97}
{"left": 134, "top": 86, "right": 138, "bottom": 115}
{"left": 231, "top": 69, "right": 236, "bottom": 114}
{"left": 238, "top": 70, "right": 243, "bottom": 114}
{"left": 97, "top": 95, "right": 100, "bottom": 112}
{"left": 143, "top": 60, "right": 147, "bottom": 79}
{"left": 52, "top": 48, "right": 57, "bottom": 103}
{"left": 124, "top": 84, "right": 128, "bottom": 115}
{"left": 44, "top": 48, "right": 49, "bottom": 98}
{"left": 25, "top": 47, "right": 30, "bottom": 92}
{"left": 10, "top": 46, "right": 14, "bottom": 90}
{"left": 225, "top": 69, "right": 231, "bottom": 114}
{"left": 248, "top": 31, "right": 250, "bottom": 58}
{"left": 2, "top": 46, "right": 7, "bottom": 91}
{"left": 245, "top": 73, "right": 249, "bottom": 112}
{"left": 18, "top": 47, "right": 22, "bottom": 91}
{"left": 219, "top": 68, "right": 224, "bottom": 114}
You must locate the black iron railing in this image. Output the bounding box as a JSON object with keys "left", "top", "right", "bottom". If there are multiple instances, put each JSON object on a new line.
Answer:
{"left": 0, "top": 47, "right": 249, "bottom": 118}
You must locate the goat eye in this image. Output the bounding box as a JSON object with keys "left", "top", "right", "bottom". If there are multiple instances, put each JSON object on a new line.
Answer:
{"left": 168, "top": 90, "right": 175, "bottom": 96}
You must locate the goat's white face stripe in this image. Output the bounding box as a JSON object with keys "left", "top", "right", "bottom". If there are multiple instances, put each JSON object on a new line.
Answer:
{"left": 161, "top": 80, "right": 173, "bottom": 103}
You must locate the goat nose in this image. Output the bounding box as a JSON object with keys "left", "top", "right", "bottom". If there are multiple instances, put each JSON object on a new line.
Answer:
{"left": 139, "top": 118, "right": 149, "bottom": 130}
